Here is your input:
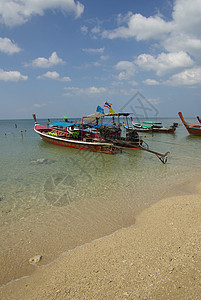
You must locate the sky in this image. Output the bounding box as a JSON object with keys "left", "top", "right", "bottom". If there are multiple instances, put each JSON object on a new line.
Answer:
{"left": 0, "top": 0, "right": 201, "bottom": 119}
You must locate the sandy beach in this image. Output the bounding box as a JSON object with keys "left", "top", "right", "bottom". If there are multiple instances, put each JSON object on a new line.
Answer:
{"left": 0, "top": 179, "right": 201, "bottom": 299}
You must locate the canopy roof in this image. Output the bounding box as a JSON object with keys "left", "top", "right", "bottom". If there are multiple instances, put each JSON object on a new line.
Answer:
{"left": 83, "top": 112, "right": 131, "bottom": 121}
{"left": 104, "top": 113, "right": 131, "bottom": 117}
{"left": 48, "top": 122, "right": 75, "bottom": 127}
{"left": 83, "top": 112, "right": 105, "bottom": 121}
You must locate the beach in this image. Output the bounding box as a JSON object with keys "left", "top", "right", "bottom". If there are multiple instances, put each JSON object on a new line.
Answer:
{"left": 1, "top": 178, "right": 200, "bottom": 299}
{"left": 1, "top": 0, "right": 201, "bottom": 297}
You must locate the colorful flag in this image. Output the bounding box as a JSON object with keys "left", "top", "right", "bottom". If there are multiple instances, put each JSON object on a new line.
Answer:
{"left": 96, "top": 105, "right": 105, "bottom": 114}
{"left": 109, "top": 107, "right": 115, "bottom": 114}
{"left": 104, "top": 101, "right": 112, "bottom": 109}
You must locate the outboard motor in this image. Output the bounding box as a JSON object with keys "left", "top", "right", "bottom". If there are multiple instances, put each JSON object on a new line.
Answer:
{"left": 100, "top": 126, "right": 121, "bottom": 139}
{"left": 126, "top": 128, "right": 140, "bottom": 142}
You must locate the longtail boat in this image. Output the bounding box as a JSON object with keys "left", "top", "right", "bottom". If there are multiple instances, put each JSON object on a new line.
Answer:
{"left": 33, "top": 113, "right": 169, "bottom": 163}
{"left": 178, "top": 112, "right": 201, "bottom": 136}
{"left": 129, "top": 117, "right": 178, "bottom": 133}
{"left": 99, "top": 114, "right": 169, "bottom": 164}
{"left": 32, "top": 114, "right": 120, "bottom": 154}
{"left": 99, "top": 127, "right": 169, "bottom": 164}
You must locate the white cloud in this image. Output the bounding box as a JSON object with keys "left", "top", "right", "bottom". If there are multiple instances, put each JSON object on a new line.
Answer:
{"left": 63, "top": 87, "right": 80, "bottom": 95}
{"left": 34, "top": 103, "right": 46, "bottom": 108}
{"left": 146, "top": 97, "right": 162, "bottom": 105}
{"left": 30, "top": 52, "right": 65, "bottom": 68}
{"left": 165, "top": 67, "right": 201, "bottom": 86}
{"left": 142, "top": 67, "right": 201, "bottom": 87}
{"left": 0, "top": 0, "right": 84, "bottom": 27}
{"left": 143, "top": 79, "right": 160, "bottom": 85}
{"left": 38, "top": 71, "right": 71, "bottom": 81}
{"left": 100, "top": 55, "right": 109, "bottom": 60}
{"left": 129, "top": 80, "right": 138, "bottom": 86}
{"left": 82, "top": 47, "right": 104, "bottom": 54}
{"left": 87, "top": 86, "right": 106, "bottom": 94}
{"left": 162, "top": 0, "right": 201, "bottom": 58}
{"left": 163, "top": 34, "right": 201, "bottom": 60}
{"left": 135, "top": 51, "right": 194, "bottom": 76}
{"left": 93, "top": 61, "right": 101, "bottom": 67}
{"left": 81, "top": 25, "right": 88, "bottom": 34}
{"left": 101, "top": 0, "right": 201, "bottom": 59}
{"left": 63, "top": 86, "right": 106, "bottom": 96}
{"left": 0, "top": 69, "right": 28, "bottom": 81}
{"left": 115, "top": 61, "right": 135, "bottom": 80}
{"left": 91, "top": 26, "right": 101, "bottom": 34}
{"left": 0, "top": 37, "right": 21, "bottom": 54}
{"left": 118, "top": 88, "right": 137, "bottom": 96}
{"left": 172, "top": 0, "right": 201, "bottom": 37}
{"left": 102, "top": 14, "right": 173, "bottom": 40}
{"left": 38, "top": 71, "right": 60, "bottom": 80}
{"left": 60, "top": 76, "right": 72, "bottom": 82}
{"left": 114, "top": 51, "right": 196, "bottom": 84}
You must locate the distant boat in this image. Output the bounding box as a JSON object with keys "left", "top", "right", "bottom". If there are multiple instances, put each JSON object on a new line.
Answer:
{"left": 178, "top": 112, "right": 201, "bottom": 136}
{"left": 125, "top": 117, "right": 178, "bottom": 133}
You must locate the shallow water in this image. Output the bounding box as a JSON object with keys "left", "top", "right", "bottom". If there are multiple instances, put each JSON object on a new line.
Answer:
{"left": 0, "top": 117, "right": 201, "bottom": 285}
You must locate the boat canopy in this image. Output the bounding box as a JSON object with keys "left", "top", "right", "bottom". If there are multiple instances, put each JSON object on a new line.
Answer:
{"left": 142, "top": 121, "right": 162, "bottom": 125}
{"left": 83, "top": 112, "right": 131, "bottom": 121}
{"left": 104, "top": 113, "right": 130, "bottom": 117}
{"left": 48, "top": 122, "right": 76, "bottom": 127}
{"left": 83, "top": 112, "right": 105, "bottom": 121}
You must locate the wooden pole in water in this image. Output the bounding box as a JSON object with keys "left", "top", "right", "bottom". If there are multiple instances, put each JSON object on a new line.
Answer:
{"left": 81, "top": 117, "right": 83, "bottom": 141}
{"left": 32, "top": 114, "right": 37, "bottom": 123}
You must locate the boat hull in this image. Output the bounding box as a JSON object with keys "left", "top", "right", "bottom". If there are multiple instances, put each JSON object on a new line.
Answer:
{"left": 178, "top": 112, "right": 201, "bottom": 136}
{"left": 134, "top": 127, "right": 176, "bottom": 133}
{"left": 32, "top": 118, "right": 169, "bottom": 163}
{"left": 152, "top": 127, "right": 176, "bottom": 133}
{"left": 35, "top": 127, "right": 120, "bottom": 154}
{"left": 183, "top": 126, "right": 201, "bottom": 136}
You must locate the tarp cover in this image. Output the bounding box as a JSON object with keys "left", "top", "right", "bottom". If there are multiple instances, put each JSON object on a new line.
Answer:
{"left": 48, "top": 122, "right": 75, "bottom": 127}
{"left": 83, "top": 112, "right": 105, "bottom": 121}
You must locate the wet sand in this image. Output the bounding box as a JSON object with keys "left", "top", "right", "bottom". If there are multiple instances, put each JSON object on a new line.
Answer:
{"left": 0, "top": 180, "right": 201, "bottom": 299}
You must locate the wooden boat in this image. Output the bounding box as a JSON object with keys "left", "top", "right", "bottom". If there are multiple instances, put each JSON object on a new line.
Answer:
{"left": 125, "top": 124, "right": 177, "bottom": 133}
{"left": 152, "top": 124, "right": 177, "bottom": 133}
{"left": 96, "top": 113, "right": 169, "bottom": 163}
{"left": 33, "top": 114, "right": 169, "bottom": 163}
{"left": 32, "top": 114, "right": 120, "bottom": 154}
{"left": 129, "top": 118, "right": 177, "bottom": 133}
{"left": 99, "top": 124, "right": 169, "bottom": 164}
{"left": 178, "top": 112, "right": 201, "bottom": 136}
{"left": 99, "top": 125, "right": 143, "bottom": 150}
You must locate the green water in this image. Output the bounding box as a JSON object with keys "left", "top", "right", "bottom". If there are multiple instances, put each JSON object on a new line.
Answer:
{"left": 0, "top": 118, "right": 201, "bottom": 285}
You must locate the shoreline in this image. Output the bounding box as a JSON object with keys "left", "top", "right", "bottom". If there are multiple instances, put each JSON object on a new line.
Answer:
{"left": 0, "top": 172, "right": 200, "bottom": 286}
{"left": 1, "top": 177, "right": 201, "bottom": 299}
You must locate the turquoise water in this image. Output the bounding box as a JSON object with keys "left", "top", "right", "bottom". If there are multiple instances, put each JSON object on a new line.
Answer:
{"left": 0, "top": 117, "right": 201, "bottom": 285}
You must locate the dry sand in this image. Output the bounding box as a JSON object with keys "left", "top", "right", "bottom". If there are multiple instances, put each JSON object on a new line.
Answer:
{"left": 0, "top": 181, "right": 201, "bottom": 299}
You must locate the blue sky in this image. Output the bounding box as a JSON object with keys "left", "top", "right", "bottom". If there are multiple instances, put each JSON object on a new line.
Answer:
{"left": 0, "top": 0, "right": 200, "bottom": 119}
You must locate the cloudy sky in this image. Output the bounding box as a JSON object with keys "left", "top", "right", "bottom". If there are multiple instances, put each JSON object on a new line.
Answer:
{"left": 0, "top": 0, "right": 200, "bottom": 119}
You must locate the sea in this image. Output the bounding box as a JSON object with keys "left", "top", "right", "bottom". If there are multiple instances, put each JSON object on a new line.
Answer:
{"left": 0, "top": 117, "right": 201, "bottom": 286}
